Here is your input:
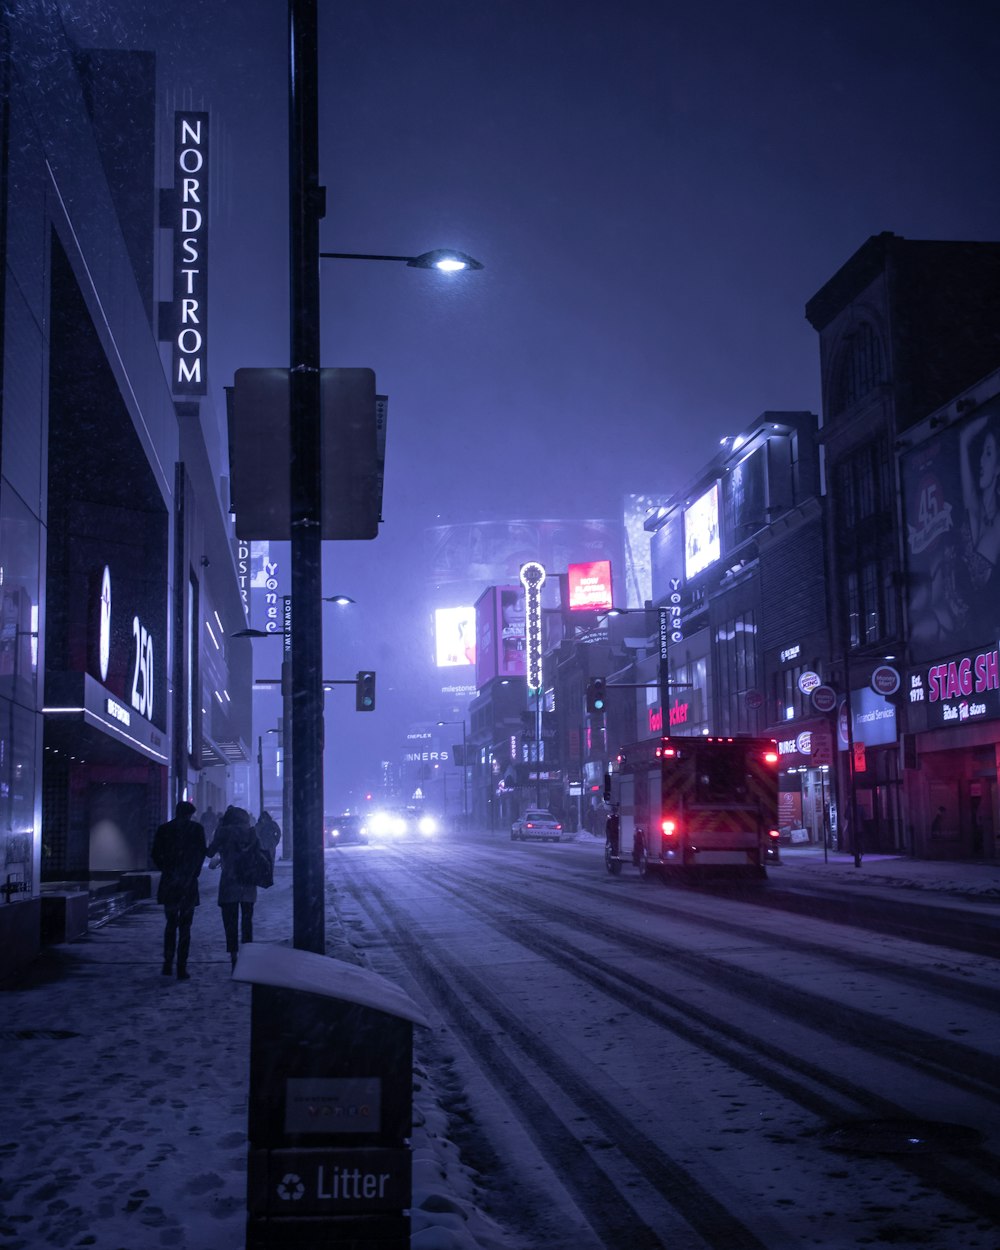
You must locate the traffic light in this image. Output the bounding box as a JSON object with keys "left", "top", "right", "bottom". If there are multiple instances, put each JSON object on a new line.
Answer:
{"left": 586, "top": 678, "right": 607, "bottom": 713}
{"left": 355, "top": 670, "right": 376, "bottom": 711}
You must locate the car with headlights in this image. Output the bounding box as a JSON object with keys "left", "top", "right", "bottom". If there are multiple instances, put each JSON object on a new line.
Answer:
{"left": 511, "top": 808, "right": 564, "bottom": 842}
{"left": 325, "top": 814, "right": 367, "bottom": 846}
{"left": 363, "top": 806, "right": 440, "bottom": 841}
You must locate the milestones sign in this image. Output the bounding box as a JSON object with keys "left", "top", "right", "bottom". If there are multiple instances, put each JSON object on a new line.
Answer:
{"left": 170, "top": 112, "right": 208, "bottom": 394}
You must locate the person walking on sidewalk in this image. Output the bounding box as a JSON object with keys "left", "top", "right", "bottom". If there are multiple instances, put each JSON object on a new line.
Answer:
{"left": 151, "top": 800, "right": 208, "bottom": 981}
{"left": 207, "top": 806, "right": 260, "bottom": 969}
{"left": 255, "top": 810, "right": 281, "bottom": 865}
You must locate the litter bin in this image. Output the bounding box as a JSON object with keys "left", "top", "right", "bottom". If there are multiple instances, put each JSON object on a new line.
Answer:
{"left": 235, "top": 943, "right": 428, "bottom": 1249}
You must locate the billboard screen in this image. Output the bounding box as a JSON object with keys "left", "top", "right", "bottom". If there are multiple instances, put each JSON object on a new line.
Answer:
{"left": 902, "top": 398, "right": 1000, "bottom": 662}
{"left": 567, "top": 560, "right": 613, "bottom": 612}
{"left": 722, "top": 447, "right": 766, "bottom": 549}
{"left": 428, "top": 519, "right": 621, "bottom": 588}
{"left": 650, "top": 508, "right": 683, "bottom": 604}
{"left": 474, "top": 586, "right": 526, "bottom": 686}
{"left": 475, "top": 587, "right": 500, "bottom": 687}
{"left": 623, "top": 494, "right": 671, "bottom": 609}
{"left": 434, "top": 606, "right": 476, "bottom": 668}
{"left": 684, "top": 483, "right": 721, "bottom": 579}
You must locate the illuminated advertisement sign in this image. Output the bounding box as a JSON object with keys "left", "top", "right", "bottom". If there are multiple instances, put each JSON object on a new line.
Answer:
{"left": 171, "top": 112, "right": 209, "bottom": 395}
{"left": 475, "top": 587, "right": 498, "bottom": 687}
{"left": 648, "top": 697, "right": 691, "bottom": 734}
{"left": 624, "top": 494, "right": 671, "bottom": 608}
{"left": 567, "top": 560, "right": 613, "bottom": 612}
{"left": 429, "top": 519, "right": 620, "bottom": 588}
{"left": 650, "top": 510, "right": 684, "bottom": 656}
{"left": 434, "top": 607, "right": 476, "bottom": 668}
{"left": 722, "top": 447, "right": 766, "bottom": 549}
{"left": 907, "top": 645, "right": 1000, "bottom": 728}
{"left": 475, "top": 586, "right": 527, "bottom": 686}
{"left": 499, "top": 587, "right": 526, "bottom": 679}
{"left": 901, "top": 397, "right": 1000, "bottom": 662}
{"left": 89, "top": 560, "right": 166, "bottom": 731}
{"left": 249, "top": 542, "right": 284, "bottom": 633}
{"left": 520, "top": 562, "right": 546, "bottom": 692}
{"left": 683, "top": 483, "right": 720, "bottom": 580}
{"left": 837, "top": 688, "right": 897, "bottom": 750}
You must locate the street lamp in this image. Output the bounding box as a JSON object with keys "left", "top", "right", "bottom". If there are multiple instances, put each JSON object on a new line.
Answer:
{"left": 437, "top": 719, "right": 469, "bottom": 827}
{"left": 232, "top": 595, "right": 355, "bottom": 638}
{"left": 604, "top": 604, "right": 683, "bottom": 726}
{"left": 319, "top": 249, "right": 483, "bottom": 272}
{"left": 288, "top": 0, "right": 481, "bottom": 952}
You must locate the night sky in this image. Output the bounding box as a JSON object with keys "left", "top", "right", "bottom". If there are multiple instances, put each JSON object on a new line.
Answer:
{"left": 63, "top": 0, "right": 1000, "bottom": 801}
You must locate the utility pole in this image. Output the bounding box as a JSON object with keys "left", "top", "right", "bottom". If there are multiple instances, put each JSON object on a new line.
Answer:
{"left": 288, "top": 0, "right": 325, "bottom": 953}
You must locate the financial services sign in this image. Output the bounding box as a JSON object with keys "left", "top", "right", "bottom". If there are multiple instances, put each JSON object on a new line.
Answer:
{"left": 171, "top": 113, "right": 208, "bottom": 394}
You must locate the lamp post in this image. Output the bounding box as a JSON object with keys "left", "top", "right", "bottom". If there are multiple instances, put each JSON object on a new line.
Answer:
{"left": 605, "top": 604, "right": 683, "bottom": 729}
{"left": 437, "top": 719, "right": 469, "bottom": 828}
{"left": 257, "top": 735, "right": 265, "bottom": 816}
{"left": 320, "top": 249, "right": 482, "bottom": 271}
{"left": 287, "top": 0, "right": 481, "bottom": 952}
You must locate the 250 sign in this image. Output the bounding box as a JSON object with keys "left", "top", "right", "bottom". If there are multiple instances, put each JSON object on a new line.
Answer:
{"left": 131, "top": 616, "right": 155, "bottom": 720}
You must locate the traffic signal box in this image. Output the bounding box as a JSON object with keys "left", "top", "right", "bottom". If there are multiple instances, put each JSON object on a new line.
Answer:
{"left": 355, "top": 671, "right": 376, "bottom": 712}
{"left": 237, "top": 944, "right": 428, "bottom": 1250}
{"left": 586, "top": 678, "right": 607, "bottom": 714}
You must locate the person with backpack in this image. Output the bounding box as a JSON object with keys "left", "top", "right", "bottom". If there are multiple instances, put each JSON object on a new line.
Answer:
{"left": 207, "top": 805, "right": 267, "bottom": 969}
{"left": 255, "top": 810, "right": 281, "bottom": 865}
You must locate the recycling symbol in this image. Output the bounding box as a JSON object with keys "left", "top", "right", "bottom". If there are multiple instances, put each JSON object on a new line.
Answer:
{"left": 277, "top": 1173, "right": 305, "bottom": 1201}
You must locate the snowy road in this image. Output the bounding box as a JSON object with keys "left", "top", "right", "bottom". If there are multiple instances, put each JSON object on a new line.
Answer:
{"left": 331, "top": 831, "right": 1000, "bottom": 1250}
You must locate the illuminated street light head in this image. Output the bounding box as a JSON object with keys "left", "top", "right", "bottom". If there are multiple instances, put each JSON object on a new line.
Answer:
{"left": 407, "top": 249, "right": 484, "bottom": 272}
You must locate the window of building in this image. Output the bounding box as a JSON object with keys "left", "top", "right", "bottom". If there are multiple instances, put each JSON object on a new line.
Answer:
{"left": 832, "top": 322, "right": 884, "bottom": 414}
{"left": 772, "top": 663, "right": 814, "bottom": 723}
{"left": 846, "top": 571, "right": 860, "bottom": 649}
{"left": 862, "top": 562, "right": 880, "bottom": 643}
{"left": 715, "top": 612, "right": 758, "bottom": 734}
{"left": 836, "top": 436, "right": 892, "bottom": 529}
{"left": 882, "top": 561, "right": 897, "bottom": 638}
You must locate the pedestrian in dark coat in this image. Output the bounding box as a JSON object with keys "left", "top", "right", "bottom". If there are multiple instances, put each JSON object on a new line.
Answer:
{"left": 255, "top": 810, "right": 281, "bottom": 863}
{"left": 151, "top": 800, "right": 207, "bottom": 980}
{"left": 207, "top": 805, "right": 259, "bottom": 968}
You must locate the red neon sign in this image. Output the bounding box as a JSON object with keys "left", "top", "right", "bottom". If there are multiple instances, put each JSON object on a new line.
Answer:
{"left": 567, "top": 560, "right": 613, "bottom": 612}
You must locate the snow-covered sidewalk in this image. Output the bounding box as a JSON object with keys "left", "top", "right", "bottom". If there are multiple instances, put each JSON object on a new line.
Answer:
{"left": 776, "top": 844, "right": 1000, "bottom": 900}
{"left": 0, "top": 863, "right": 511, "bottom": 1250}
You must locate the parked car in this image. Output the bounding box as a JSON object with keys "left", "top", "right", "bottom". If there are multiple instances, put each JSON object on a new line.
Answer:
{"left": 363, "top": 807, "right": 440, "bottom": 840}
{"left": 511, "top": 809, "right": 564, "bottom": 842}
{"left": 325, "top": 814, "right": 367, "bottom": 847}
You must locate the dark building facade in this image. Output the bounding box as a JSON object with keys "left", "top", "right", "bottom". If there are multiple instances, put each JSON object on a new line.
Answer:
{"left": 644, "top": 411, "right": 831, "bottom": 844}
{"left": 896, "top": 370, "right": 1000, "bottom": 859}
{"left": 806, "top": 232, "right": 1000, "bottom": 856}
{"left": 0, "top": 4, "right": 250, "bottom": 977}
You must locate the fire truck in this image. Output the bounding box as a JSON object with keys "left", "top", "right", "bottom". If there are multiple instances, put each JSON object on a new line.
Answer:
{"left": 604, "top": 735, "right": 780, "bottom": 879}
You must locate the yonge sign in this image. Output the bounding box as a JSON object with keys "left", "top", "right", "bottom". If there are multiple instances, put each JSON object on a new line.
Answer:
{"left": 171, "top": 112, "right": 208, "bottom": 394}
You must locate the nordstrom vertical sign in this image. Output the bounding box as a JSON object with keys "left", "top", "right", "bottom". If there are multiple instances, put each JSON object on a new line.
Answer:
{"left": 172, "top": 112, "right": 208, "bottom": 394}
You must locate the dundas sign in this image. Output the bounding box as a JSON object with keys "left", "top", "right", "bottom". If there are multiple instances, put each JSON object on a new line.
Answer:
{"left": 171, "top": 112, "right": 208, "bottom": 394}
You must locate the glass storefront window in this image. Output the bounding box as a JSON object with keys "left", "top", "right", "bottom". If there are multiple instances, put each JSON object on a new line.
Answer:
{"left": 0, "top": 484, "right": 41, "bottom": 708}
{"left": 0, "top": 699, "right": 39, "bottom": 894}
